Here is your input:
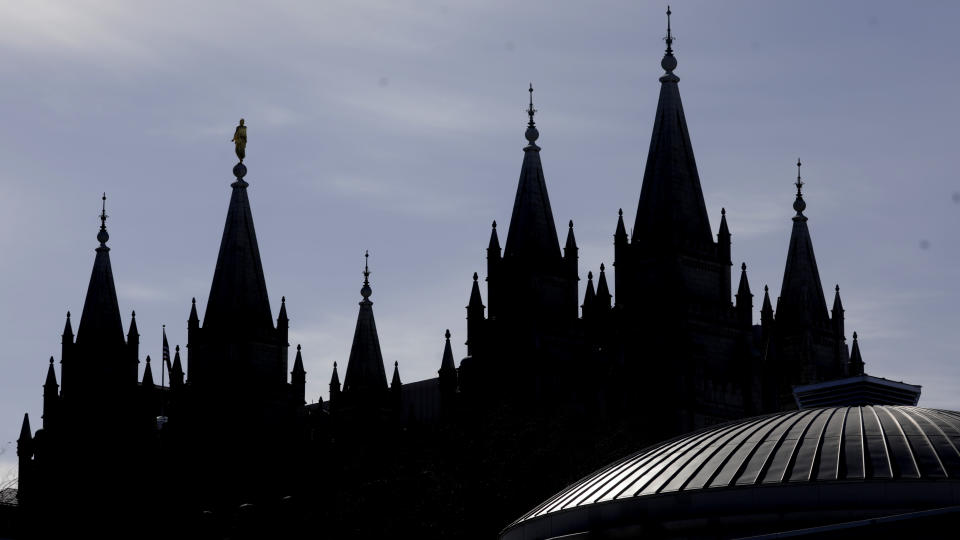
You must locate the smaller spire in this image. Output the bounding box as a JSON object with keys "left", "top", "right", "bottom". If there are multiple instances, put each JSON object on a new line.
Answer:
{"left": 171, "top": 345, "right": 184, "bottom": 386}
{"left": 127, "top": 310, "right": 139, "bottom": 339}
{"left": 63, "top": 311, "right": 73, "bottom": 338}
{"left": 849, "top": 331, "right": 865, "bottom": 375}
{"left": 833, "top": 284, "right": 844, "bottom": 313}
{"left": 189, "top": 297, "right": 199, "bottom": 324}
{"left": 488, "top": 220, "right": 501, "bottom": 254}
{"left": 18, "top": 413, "right": 31, "bottom": 445}
{"left": 391, "top": 360, "right": 402, "bottom": 389}
{"left": 525, "top": 83, "right": 539, "bottom": 146}
{"left": 596, "top": 263, "right": 612, "bottom": 310}
{"left": 582, "top": 270, "right": 596, "bottom": 316}
{"left": 469, "top": 272, "right": 484, "bottom": 309}
{"left": 97, "top": 192, "right": 109, "bottom": 247}
{"left": 761, "top": 284, "right": 774, "bottom": 319}
{"left": 564, "top": 220, "right": 577, "bottom": 256}
{"left": 615, "top": 208, "right": 628, "bottom": 241}
{"left": 736, "top": 262, "right": 752, "bottom": 308}
{"left": 45, "top": 356, "right": 58, "bottom": 388}
{"left": 329, "top": 361, "right": 341, "bottom": 397}
{"left": 793, "top": 158, "right": 806, "bottom": 216}
{"left": 718, "top": 208, "right": 730, "bottom": 237}
{"left": 292, "top": 344, "right": 305, "bottom": 377}
{"left": 142, "top": 355, "right": 154, "bottom": 388}
{"left": 278, "top": 296, "right": 288, "bottom": 323}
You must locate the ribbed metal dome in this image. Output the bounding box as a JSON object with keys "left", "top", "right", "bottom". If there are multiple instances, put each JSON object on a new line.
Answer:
{"left": 504, "top": 406, "right": 960, "bottom": 539}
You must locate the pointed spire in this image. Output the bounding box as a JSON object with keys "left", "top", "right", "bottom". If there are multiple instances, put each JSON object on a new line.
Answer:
{"left": 18, "top": 413, "right": 31, "bottom": 445}
{"left": 615, "top": 208, "right": 628, "bottom": 241}
{"left": 62, "top": 311, "right": 73, "bottom": 339}
{"left": 564, "top": 220, "right": 577, "bottom": 254}
{"left": 439, "top": 329, "right": 456, "bottom": 375}
{"left": 582, "top": 270, "right": 596, "bottom": 316}
{"left": 127, "top": 310, "right": 139, "bottom": 341}
{"left": 45, "top": 356, "right": 58, "bottom": 388}
{"left": 391, "top": 361, "right": 402, "bottom": 389}
{"left": 330, "top": 361, "right": 341, "bottom": 393}
{"left": 596, "top": 264, "right": 612, "bottom": 311}
{"left": 468, "top": 272, "right": 485, "bottom": 309}
{"left": 171, "top": 345, "right": 184, "bottom": 386}
{"left": 343, "top": 253, "right": 388, "bottom": 398}
{"left": 292, "top": 344, "right": 305, "bottom": 379}
{"left": 634, "top": 8, "right": 713, "bottom": 253}
{"left": 77, "top": 194, "right": 125, "bottom": 348}
{"left": 278, "top": 296, "right": 288, "bottom": 324}
{"left": 189, "top": 297, "right": 199, "bottom": 325}
{"left": 488, "top": 220, "right": 502, "bottom": 254}
{"left": 848, "top": 331, "right": 865, "bottom": 375}
{"left": 718, "top": 208, "right": 730, "bottom": 237}
{"left": 832, "top": 284, "right": 844, "bottom": 314}
{"left": 202, "top": 158, "right": 274, "bottom": 335}
{"left": 504, "top": 84, "right": 562, "bottom": 264}
{"left": 762, "top": 285, "right": 773, "bottom": 314}
{"left": 736, "top": 262, "right": 751, "bottom": 300}
{"left": 777, "top": 161, "right": 829, "bottom": 327}
{"left": 142, "top": 355, "right": 154, "bottom": 388}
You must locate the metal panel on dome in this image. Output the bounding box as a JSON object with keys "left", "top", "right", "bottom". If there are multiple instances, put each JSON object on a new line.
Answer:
{"left": 507, "top": 406, "right": 960, "bottom": 536}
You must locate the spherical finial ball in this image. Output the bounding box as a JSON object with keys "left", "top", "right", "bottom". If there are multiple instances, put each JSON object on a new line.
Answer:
{"left": 525, "top": 125, "right": 539, "bottom": 144}
{"left": 97, "top": 229, "right": 109, "bottom": 245}
{"left": 793, "top": 197, "right": 806, "bottom": 213}
{"left": 361, "top": 284, "right": 372, "bottom": 299}
{"left": 661, "top": 55, "right": 677, "bottom": 73}
{"left": 233, "top": 163, "right": 247, "bottom": 179}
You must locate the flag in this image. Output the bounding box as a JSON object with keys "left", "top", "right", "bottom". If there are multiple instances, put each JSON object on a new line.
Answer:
{"left": 162, "top": 326, "right": 172, "bottom": 386}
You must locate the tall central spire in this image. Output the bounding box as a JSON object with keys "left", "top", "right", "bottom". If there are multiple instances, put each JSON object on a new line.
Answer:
{"left": 633, "top": 7, "right": 713, "bottom": 251}
{"left": 776, "top": 160, "right": 829, "bottom": 327}
{"left": 202, "top": 161, "right": 274, "bottom": 335}
{"left": 76, "top": 193, "right": 124, "bottom": 348}
{"left": 503, "top": 84, "right": 562, "bottom": 263}
{"left": 343, "top": 251, "right": 388, "bottom": 397}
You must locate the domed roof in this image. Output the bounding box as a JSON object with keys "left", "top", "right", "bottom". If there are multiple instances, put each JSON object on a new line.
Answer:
{"left": 503, "top": 406, "right": 960, "bottom": 539}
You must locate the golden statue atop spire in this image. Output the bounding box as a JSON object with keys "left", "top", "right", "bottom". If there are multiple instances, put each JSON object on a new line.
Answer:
{"left": 231, "top": 119, "right": 247, "bottom": 162}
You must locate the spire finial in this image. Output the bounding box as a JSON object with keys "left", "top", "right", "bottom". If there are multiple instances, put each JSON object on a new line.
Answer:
{"left": 721, "top": 207, "right": 726, "bottom": 216}
{"left": 853, "top": 331, "right": 858, "bottom": 340}
{"left": 361, "top": 250, "right": 372, "bottom": 300}
{"left": 835, "top": 284, "right": 840, "bottom": 293}
{"left": 764, "top": 284, "right": 769, "bottom": 292}
{"left": 445, "top": 329, "right": 451, "bottom": 340}
{"left": 525, "top": 83, "right": 540, "bottom": 145}
{"left": 793, "top": 158, "right": 806, "bottom": 215}
{"left": 472, "top": 271, "right": 478, "bottom": 282}
{"left": 661, "top": 6, "right": 678, "bottom": 74}
{"left": 587, "top": 270, "right": 593, "bottom": 280}
{"left": 492, "top": 220, "right": 497, "bottom": 229}
{"left": 297, "top": 344, "right": 301, "bottom": 351}
{"left": 97, "top": 193, "right": 110, "bottom": 246}
{"left": 741, "top": 262, "right": 747, "bottom": 271}
{"left": 600, "top": 262, "right": 606, "bottom": 272}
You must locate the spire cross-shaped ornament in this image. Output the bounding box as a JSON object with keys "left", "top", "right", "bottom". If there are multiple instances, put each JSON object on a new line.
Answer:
{"left": 793, "top": 158, "right": 807, "bottom": 216}
{"left": 97, "top": 193, "right": 110, "bottom": 246}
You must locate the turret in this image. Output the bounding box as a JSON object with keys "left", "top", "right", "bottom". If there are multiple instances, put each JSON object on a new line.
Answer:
{"left": 718, "top": 209, "right": 732, "bottom": 303}
{"left": 60, "top": 311, "right": 73, "bottom": 397}
{"left": 329, "top": 362, "right": 341, "bottom": 407}
{"left": 848, "top": 331, "right": 865, "bottom": 376}
{"left": 487, "top": 221, "right": 501, "bottom": 317}
{"left": 832, "top": 284, "right": 845, "bottom": 339}
{"left": 735, "top": 262, "right": 752, "bottom": 327}
{"left": 127, "top": 310, "right": 140, "bottom": 383}
{"left": 390, "top": 361, "right": 402, "bottom": 411}
{"left": 142, "top": 355, "right": 155, "bottom": 389}
{"left": 170, "top": 345, "right": 184, "bottom": 389}
{"left": 43, "top": 357, "right": 59, "bottom": 430}
{"left": 613, "top": 209, "right": 628, "bottom": 308}
{"left": 466, "top": 272, "right": 485, "bottom": 356}
{"left": 438, "top": 329, "right": 458, "bottom": 402}
{"left": 291, "top": 344, "right": 305, "bottom": 406}
{"left": 595, "top": 264, "right": 612, "bottom": 313}
{"left": 761, "top": 285, "right": 774, "bottom": 336}
{"left": 278, "top": 296, "right": 289, "bottom": 375}
{"left": 341, "top": 251, "right": 389, "bottom": 409}
{"left": 581, "top": 271, "right": 596, "bottom": 320}
{"left": 564, "top": 220, "right": 578, "bottom": 279}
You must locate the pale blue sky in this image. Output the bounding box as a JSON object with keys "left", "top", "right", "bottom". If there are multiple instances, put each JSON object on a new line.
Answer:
{"left": 2, "top": 1, "right": 959, "bottom": 484}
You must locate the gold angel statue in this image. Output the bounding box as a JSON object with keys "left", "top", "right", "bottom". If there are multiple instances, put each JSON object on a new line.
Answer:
{"left": 231, "top": 119, "right": 247, "bottom": 162}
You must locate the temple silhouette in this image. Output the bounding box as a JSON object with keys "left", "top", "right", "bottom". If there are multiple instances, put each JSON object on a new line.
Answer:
{"left": 8, "top": 11, "right": 924, "bottom": 539}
